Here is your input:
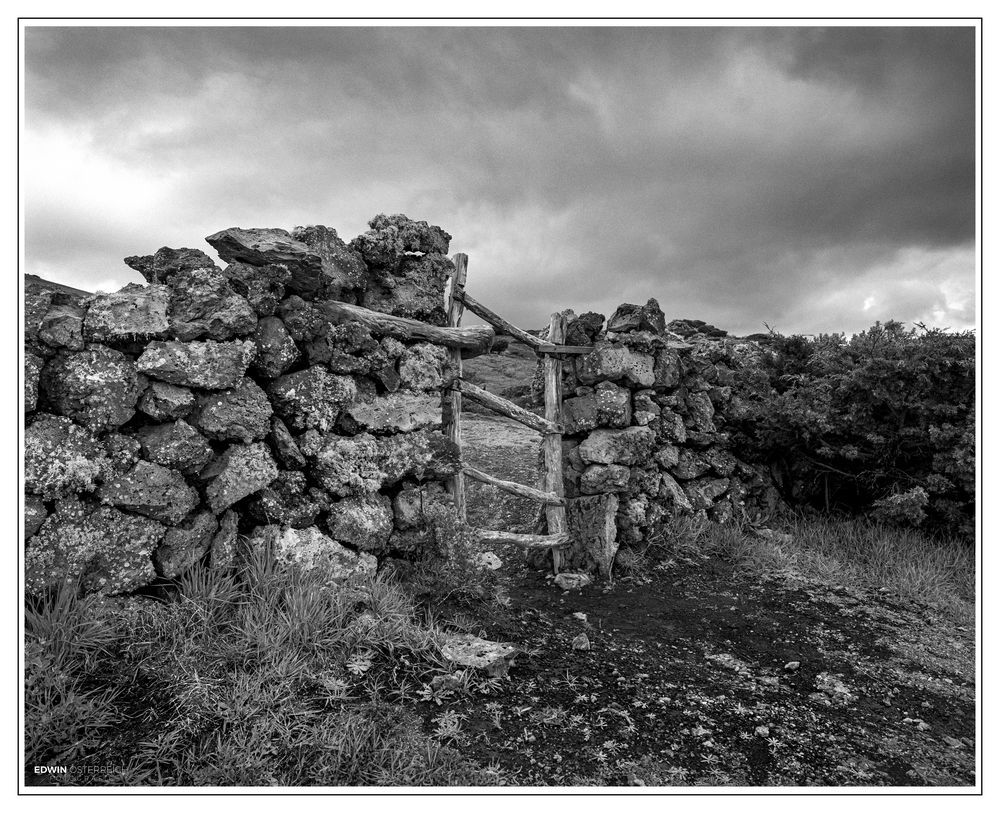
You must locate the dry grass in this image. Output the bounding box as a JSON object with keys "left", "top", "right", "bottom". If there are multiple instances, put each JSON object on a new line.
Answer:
{"left": 649, "top": 513, "right": 974, "bottom": 617}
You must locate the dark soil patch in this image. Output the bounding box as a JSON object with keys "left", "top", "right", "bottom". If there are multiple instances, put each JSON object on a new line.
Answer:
{"left": 443, "top": 414, "right": 976, "bottom": 787}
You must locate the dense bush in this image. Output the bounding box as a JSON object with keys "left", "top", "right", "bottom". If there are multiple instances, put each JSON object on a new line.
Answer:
{"left": 730, "top": 321, "right": 975, "bottom": 538}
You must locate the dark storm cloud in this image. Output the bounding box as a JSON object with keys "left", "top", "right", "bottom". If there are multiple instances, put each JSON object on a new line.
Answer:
{"left": 24, "top": 25, "right": 975, "bottom": 335}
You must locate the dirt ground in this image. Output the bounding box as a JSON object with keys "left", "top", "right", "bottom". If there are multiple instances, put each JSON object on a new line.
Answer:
{"left": 451, "top": 414, "right": 976, "bottom": 787}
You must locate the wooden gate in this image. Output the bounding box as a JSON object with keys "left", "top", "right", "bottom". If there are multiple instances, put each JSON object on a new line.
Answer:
{"left": 443, "top": 253, "right": 593, "bottom": 574}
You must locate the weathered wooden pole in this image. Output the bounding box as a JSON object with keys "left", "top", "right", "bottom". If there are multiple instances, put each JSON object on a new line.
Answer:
{"left": 542, "top": 312, "right": 568, "bottom": 574}
{"left": 446, "top": 254, "right": 469, "bottom": 524}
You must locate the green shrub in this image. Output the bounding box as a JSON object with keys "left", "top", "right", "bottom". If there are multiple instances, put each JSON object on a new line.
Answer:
{"left": 730, "top": 321, "right": 975, "bottom": 537}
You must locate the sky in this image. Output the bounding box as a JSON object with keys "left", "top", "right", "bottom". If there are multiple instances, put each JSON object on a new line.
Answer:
{"left": 22, "top": 25, "right": 977, "bottom": 337}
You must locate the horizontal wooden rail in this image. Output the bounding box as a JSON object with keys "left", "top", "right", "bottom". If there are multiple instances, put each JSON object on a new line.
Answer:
{"left": 463, "top": 465, "right": 567, "bottom": 506}
{"left": 471, "top": 528, "right": 571, "bottom": 550}
{"left": 448, "top": 378, "right": 562, "bottom": 435}
{"left": 315, "top": 300, "right": 495, "bottom": 356}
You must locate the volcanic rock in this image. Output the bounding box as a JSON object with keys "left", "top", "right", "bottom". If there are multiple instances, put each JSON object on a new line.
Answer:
{"left": 154, "top": 510, "right": 218, "bottom": 578}
{"left": 251, "top": 316, "right": 299, "bottom": 379}
{"left": 135, "top": 419, "right": 214, "bottom": 473}
{"left": 166, "top": 268, "right": 257, "bottom": 341}
{"left": 327, "top": 494, "right": 394, "bottom": 553}
{"left": 189, "top": 377, "right": 272, "bottom": 443}
{"left": 222, "top": 262, "right": 291, "bottom": 316}
{"left": 124, "top": 246, "right": 218, "bottom": 284}
{"left": 39, "top": 303, "right": 86, "bottom": 350}
{"left": 247, "top": 525, "right": 377, "bottom": 582}
{"left": 83, "top": 283, "right": 170, "bottom": 343}
{"left": 201, "top": 442, "right": 278, "bottom": 514}
{"left": 137, "top": 380, "right": 196, "bottom": 421}
{"left": 137, "top": 339, "right": 254, "bottom": 390}
{"left": 40, "top": 347, "right": 142, "bottom": 431}
{"left": 98, "top": 460, "right": 199, "bottom": 525}
{"left": 268, "top": 367, "right": 357, "bottom": 432}
{"left": 25, "top": 497, "right": 164, "bottom": 595}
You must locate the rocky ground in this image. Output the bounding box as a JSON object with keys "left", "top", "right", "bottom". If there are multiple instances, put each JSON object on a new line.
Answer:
{"left": 447, "top": 414, "right": 976, "bottom": 787}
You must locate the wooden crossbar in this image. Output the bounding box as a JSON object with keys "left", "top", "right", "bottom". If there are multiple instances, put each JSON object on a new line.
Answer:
{"left": 471, "top": 528, "right": 571, "bottom": 550}
{"left": 315, "top": 299, "right": 495, "bottom": 357}
{"left": 457, "top": 291, "right": 593, "bottom": 355}
{"left": 448, "top": 377, "right": 562, "bottom": 435}
{"left": 463, "top": 465, "right": 567, "bottom": 506}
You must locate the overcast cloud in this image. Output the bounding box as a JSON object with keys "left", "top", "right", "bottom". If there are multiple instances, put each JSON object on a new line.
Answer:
{"left": 23, "top": 25, "right": 975, "bottom": 336}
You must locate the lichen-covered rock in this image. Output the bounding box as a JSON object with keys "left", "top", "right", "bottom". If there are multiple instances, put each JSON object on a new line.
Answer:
{"left": 39, "top": 303, "right": 86, "bottom": 350}
{"left": 24, "top": 496, "right": 47, "bottom": 540}
{"left": 392, "top": 481, "right": 452, "bottom": 531}
{"left": 135, "top": 419, "right": 214, "bottom": 473}
{"left": 341, "top": 391, "right": 440, "bottom": 434}
{"left": 349, "top": 213, "right": 451, "bottom": 268}
{"left": 654, "top": 349, "right": 682, "bottom": 389}
{"left": 327, "top": 494, "right": 394, "bottom": 553}
{"left": 704, "top": 448, "right": 738, "bottom": 477}
{"left": 222, "top": 262, "right": 291, "bottom": 316}
{"left": 300, "top": 432, "right": 384, "bottom": 496}
{"left": 578, "top": 427, "right": 655, "bottom": 466}
{"left": 41, "top": 347, "right": 142, "bottom": 431}
{"left": 247, "top": 525, "right": 377, "bottom": 582}
{"left": 102, "top": 432, "right": 142, "bottom": 475}
{"left": 154, "top": 510, "right": 218, "bottom": 578}
{"left": 671, "top": 449, "right": 712, "bottom": 480}
{"left": 83, "top": 283, "right": 170, "bottom": 342}
{"left": 268, "top": 417, "right": 306, "bottom": 469}
{"left": 301, "top": 429, "right": 458, "bottom": 497}
{"left": 580, "top": 464, "right": 631, "bottom": 494}
{"left": 683, "top": 478, "right": 731, "bottom": 511}
{"left": 210, "top": 509, "right": 239, "bottom": 570}
{"left": 561, "top": 393, "right": 598, "bottom": 434}
{"left": 632, "top": 389, "right": 661, "bottom": 426}
{"left": 137, "top": 380, "right": 196, "bottom": 420}
{"left": 167, "top": 268, "right": 257, "bottom": 341}
{"left": 301, "top": 319, "right": 378, "bottom": 370}
{"left": 397, "top": 342, "right": 447, "bottom": 391}
{"left": 25, "top": 414, "right": 107, "bottom": 499}
{"left": 378, "top": 431, "right": 460, "bottom": 485}
{"left": 686, "top": 391, "right": 716, "bottom": 432}
{"left": 251, "top": 316, "right": 299, "bottom": 379}
{"left": 607, "top": 298, "right": 666, "bottom": 334}
{"left": 268, "top": 367, "right": 357, "bottom": 432}
{"left": 248, "top": 470, "right": 328, "bottom": 529}
{"left": 660, "top": 473, "right": 694, "bottom": 513}
{"left": 593, "top": 381, "right": 632, "bottom": 428}
{"left": 565, "top": 312, "right": 605, "bottom": 346}
{"left": 361, "top": 253, "right": 452, "bottom": 325}
{"left": 654, "top": 444, "right": 681, "bottom": 470}
{"left": 25, "top": 498, "right": 164, "bottom": 595}
{"left": 137, "top": 339, "right": 254, "bottom": 390}
{"left": 201, "top": 442, "right": 278, "bottom": 514}
{"left": 289, "top": 224, "right": 369, "bottom": 301}
{"left": 275, "top": 295, "right": 317, "bottom": 341}
{"left": 24, "top": 353, "right": 42, "bottom": 413}
{"left": 205, "top": 226, "right": 304, "bottom": 263}
{"left": 124, "top": 246, "right": 219, "bottom": 284}
{"left": 576, "top": 342, "right": 655, "bottom": 387}
{"left": 654, "top": 410, "right": 687, "bottom": 446}
{"left": 189, "top": 377, "right": 272, "bottom": 443}
{"left": 25, "top": 284, "right": 54, "bottom": 352}
{"left": 98, "top": 460, "right": 199, "bottom": 525}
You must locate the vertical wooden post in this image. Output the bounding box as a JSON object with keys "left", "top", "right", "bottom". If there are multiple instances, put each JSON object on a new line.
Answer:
{"left": 542, "top": 312, "right": 567, "bottom": 574}
{"left": 446, "top": 254, "right": 468, "bottom": 524}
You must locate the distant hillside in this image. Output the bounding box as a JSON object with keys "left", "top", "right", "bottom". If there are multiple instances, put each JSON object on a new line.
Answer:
{"left": 24, "top": 274, "right": 91, "bottom": 301}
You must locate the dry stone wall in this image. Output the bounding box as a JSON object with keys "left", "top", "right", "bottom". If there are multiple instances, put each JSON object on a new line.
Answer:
{"left": 24, "top": 215, "right": 463, "bottom": 596}
{"left": 549, "top": 299, "right": 781, "bottom": 576}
